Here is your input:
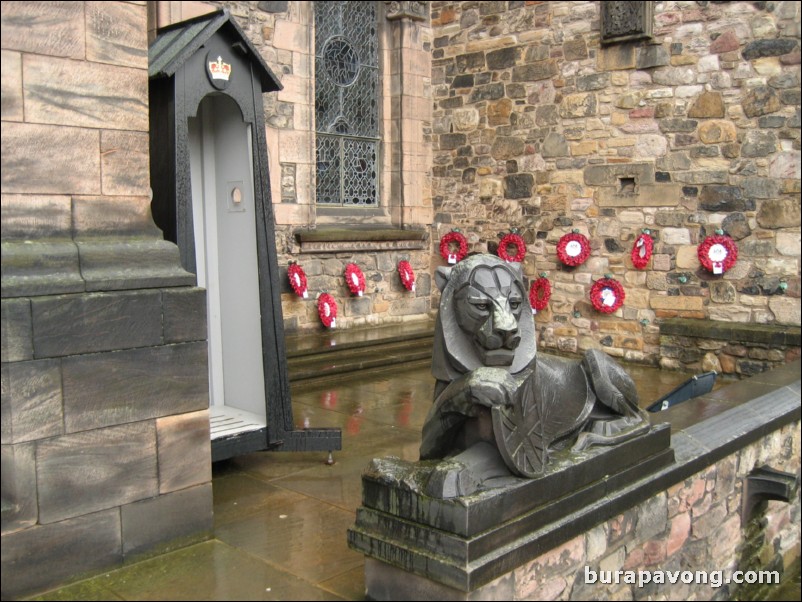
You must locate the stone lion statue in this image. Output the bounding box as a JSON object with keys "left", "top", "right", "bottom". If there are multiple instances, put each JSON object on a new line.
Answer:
{"left": 421, "top": 254, "right": 649, "bottom": 498}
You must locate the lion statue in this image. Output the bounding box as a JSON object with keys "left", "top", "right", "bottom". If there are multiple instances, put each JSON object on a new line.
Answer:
{"left": 421, "top": 254, "right": 649, "bottom": 498}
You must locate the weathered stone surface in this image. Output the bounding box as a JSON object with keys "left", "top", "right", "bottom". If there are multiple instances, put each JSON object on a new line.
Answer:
{"left": 676, "top": 246, "right": 700, "bottom": 270}
{"left": 439, "top": 133, "right": 466, "bottom": 150}
{"left": 739, "top": 239, "right": 775, "bottom": 257}
{"left": 23, "top": 54, "right": 148, "bottom": 131}
{"left": 1, "top": 508, "right": 122, "bottom": 598}
{"left": 776, "top": 232, "right": 802, "bottom": 256}
{"left": 504, "top": 173, "right": 534, "bottom": 199}
{"left": 634, "top": 135, "right": 668, "bottom": 158}
{"left": 637, "top": 45, "right": 670, "bottom": 69}
{"left": 699, "top": 186, "right": 753, "bottom": 212}
{"left": 100, "top": 131, "right": 150, "bottom": 196}
{"left": 598, "top": 184, "right": 680, "bottom": 207}
{"left": 742, "top": 177, "right": 781, "bottom": 199}
{"left": 1, "top": 298, "right": 32, "bottom": 363}
{"left": 31, "top": 291, "right": 163, "bottom": 358}
{"left": 541, "top": 132, "right": 569, "bottom": 158}
{"left": 1, "top": 50, "right": 23, "bottom": 122}
{"left": 536, "top": 105, "right": 559, "bottom": 126}
{"left": 741, "top": 130, "right": 777, "bottom": 158}
{"left": 156, "top": 410, "right": 211, "bottom": 494}
{"left": 742, "top": 85, "right": 781, "bottom": 117}
{"left": 652, "top": 67, "right": 695, "bottom": 86}
{"left": 36, "top": 422, "right": 158, "bottom": 523}
{"left": 1, "top": 442, "right": 37, "bottom": 533}
{"left": 709, "top": 30, "right": 740, "bottom": 54}
{"left": 661, "top": 228, "right": 692, "bottom": 245}
{"left": 687, "top": 91, "right": 725, "bottom": 118}
{"left": 584, "top": 163, "right": 655, "bottom": 186}
{"left": 486, "top": 46, "right": 519, "bottom": 70}
{"left": 163, "top": 288, "right": 208, "bottom": 344}
{"left": 86, "top": 1, "right": 147, "bottom": 69}
{"left": 469, "top": 82, "right": 505, "bottom": 102}
{"left": 62, "top": 342, "right": 209, "bottom": 433}
{"left": 512, "top": 60, "right": 558, "bottom": 82}
{"left": 698, "top": 120, "right": 737, "bottom": 144}
{"left": 1, "top": 359, "right": 63, "bottom": 445}
{"left": 452, "top": 108, "right": 479, "bottom": 131}
{"left": 576, "top": 73, "right": 609, "bottom": 91}
{"left": 650, "top": 295, "right": 705, "bottom": 311}
{"left": 560, "top": 92, "right": 597, "bottom": 118}
{"left": 721, "top": 213, "right": 751, "bottom": 240}
{"left": 487, "top": 98, "right": 512, "bottom": 126}
{"left": 121, "top": 483, "right": 213, "bottom": 558}
{"left": 769, "top": 297, "right": 801, "bottom": 326}
{"left": 0, "top": 1, "right": 85, "bottom": 58}
{"left": 742, "top": 39, "right": 799, "bottom": 61}
{"left": 455, "top": 51, "right": 485, "bottom": 73}
{"left": 757, "top": 199, "right": 801, "bottom": 229}
{"left": 564, "top": 38, "right": 588, "bottom": 61}
{"left": 659, "top": 118, "right": 698, "bottom": 133}
{"left": 709, "top": 281, "right": 736, "bottom": 303}
{"left": 1, "top": 122, "right": 100, "bottom": 194}
{"left": 492, "top": 136, "right": 525, "bottom": 160}
{"left": 769, "top": 151, "right": 801, "bottom": 179}
{"left": 598, "top": 44, "right": 636, "bottom": 71}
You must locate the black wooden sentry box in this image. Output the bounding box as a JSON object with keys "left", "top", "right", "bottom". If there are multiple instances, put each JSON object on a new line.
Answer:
{"left": 149, "top": 9, "right": 340, "bottom": 461}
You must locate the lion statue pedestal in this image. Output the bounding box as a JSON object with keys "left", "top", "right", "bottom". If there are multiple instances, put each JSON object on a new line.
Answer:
{"left": 347, "top": 254, "right": 673, "bottom": 599}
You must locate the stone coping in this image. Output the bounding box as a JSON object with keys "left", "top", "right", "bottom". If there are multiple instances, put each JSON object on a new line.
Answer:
{"left": 660, "top": 317, "right": 802, "bottom": 347}
{"left": 348, "top": 359, "right": 802, "bottom": 592}
{"left": 294, "top": 227, "right": 429, "bottom": 253}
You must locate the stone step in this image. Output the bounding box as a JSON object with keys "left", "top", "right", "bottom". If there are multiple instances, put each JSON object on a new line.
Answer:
{"left": 286, "top": 320, "right": 435, "bottom": 383}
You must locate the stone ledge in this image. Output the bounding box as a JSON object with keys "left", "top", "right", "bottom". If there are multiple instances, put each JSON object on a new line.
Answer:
{"left": 295, "top": 227, "right": 428, "bottom": 253}
{"left": 660, "top": 317, "right": 802, "bottom": 346}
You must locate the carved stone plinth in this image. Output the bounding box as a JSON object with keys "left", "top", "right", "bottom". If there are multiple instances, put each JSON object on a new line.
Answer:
{"left": 348, "top": 424, "right": 673, "bottom": 599}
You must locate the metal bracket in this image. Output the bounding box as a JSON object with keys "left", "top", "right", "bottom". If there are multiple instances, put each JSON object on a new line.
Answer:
{"left": 742, "top": 465, "right": 800, "bottom": 522}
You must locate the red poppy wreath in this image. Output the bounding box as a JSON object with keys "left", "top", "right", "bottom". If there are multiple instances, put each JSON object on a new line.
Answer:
{"left": 631, "top": 231, "right": 654, "bottom": 270}
{"left": 590, "top": 277, "right": 625, "bottom": 314}
{"left": 317, "top": 293, "right": 338, "bottom": 328}
{"left": 439, "top": 230, "right": 468, "bottom": 264}
{"left": 698, "top": 232, "right": 738, "bottom": 275}
{"left": 529, "top": 274, "right": 551, "bottom": 314}
{"left": 397, "top": 260, "right": 416, "bottom": 292}
{"left": 497, "top": 231, "right": 527, "bottom": 263}
{"left": 344, "top": 263, "right": 366, "bottom": 296}
{"left": 287, "top": 262, "right": 308, "bottom": 298}
{"left": 557, "top": 232, "right": 591, "bottom": 267}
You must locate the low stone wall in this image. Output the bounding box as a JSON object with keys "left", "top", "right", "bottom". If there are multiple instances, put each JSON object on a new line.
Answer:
{"left": 354, "top": 360, "right": 801, "bottom": 601}
{"left": 659, "top": 317, "right": 801, "bottom": 376}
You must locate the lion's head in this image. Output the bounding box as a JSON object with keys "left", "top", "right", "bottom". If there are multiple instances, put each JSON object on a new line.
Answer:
{"left": 432, "top": 254, "right": 536, "bottom": 382}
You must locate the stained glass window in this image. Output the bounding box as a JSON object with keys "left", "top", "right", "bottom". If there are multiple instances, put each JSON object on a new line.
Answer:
{"left": 315, "top": 2, "right": 379, "bottom": 206}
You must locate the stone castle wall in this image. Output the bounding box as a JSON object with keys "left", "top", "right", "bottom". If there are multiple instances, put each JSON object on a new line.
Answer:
{"left": 2, "top": 3, "right": 213, "bottom": 598}
{"left": 508, "top": 421, "right": 801, "bottom": 601}
{"left": 430, "top": 1, "right": 801, "bottom": 363}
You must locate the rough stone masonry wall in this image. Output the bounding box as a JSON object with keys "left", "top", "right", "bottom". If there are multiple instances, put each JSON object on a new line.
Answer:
{"left": 431, "top": 1, "right": 801, "bottom": 364}
{"left": 1, "top": 2, "right": 213, "bottom": 598}
{"left": 504, "top": 420, "right": 801, "bottom": 601}
{"left": 190, "top": 0, "right": 438, "bottom": 332}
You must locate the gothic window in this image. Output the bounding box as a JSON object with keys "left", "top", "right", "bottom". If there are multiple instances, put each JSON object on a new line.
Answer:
{"left": 315, "top": 1, "right": 379, "bottom": 206}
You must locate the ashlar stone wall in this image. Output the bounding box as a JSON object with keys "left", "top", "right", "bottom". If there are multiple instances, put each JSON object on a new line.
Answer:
{"left": 431, "top": 1, "right": 801, "bottom": 363}
{"left": 2, "top": 3, "right": 213, "bottom": 598}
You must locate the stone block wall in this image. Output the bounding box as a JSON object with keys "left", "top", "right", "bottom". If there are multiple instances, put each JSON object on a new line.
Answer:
{"left": 430, "top": 1, "right": 801, "bottom": 363}
{"left": 2, "top": 2, "right": 213, "bottom": 598}
{"left": 512, "top": 421, "right": 801, "bottom": 601}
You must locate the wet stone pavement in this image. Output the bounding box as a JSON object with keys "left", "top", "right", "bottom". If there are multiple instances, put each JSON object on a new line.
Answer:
{"left": 27, "top": 361, "right": 742, "bottom": 601}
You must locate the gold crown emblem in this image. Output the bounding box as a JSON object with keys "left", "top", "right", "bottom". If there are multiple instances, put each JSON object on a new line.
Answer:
{"left": 208, "top": 56, "right": 232, "bottom": 81}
